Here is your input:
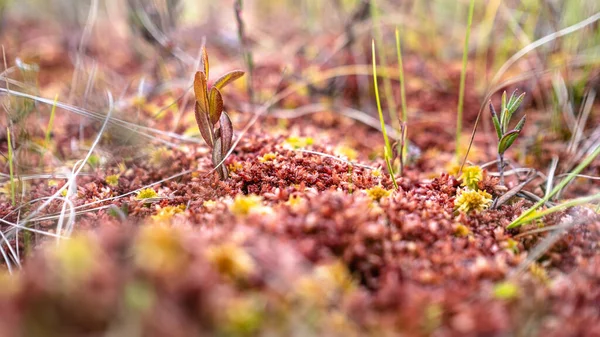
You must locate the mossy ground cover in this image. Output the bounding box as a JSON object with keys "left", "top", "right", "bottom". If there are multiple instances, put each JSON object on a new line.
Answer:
{"left": 1, "top": 1, "right": 600, "bottom": 336}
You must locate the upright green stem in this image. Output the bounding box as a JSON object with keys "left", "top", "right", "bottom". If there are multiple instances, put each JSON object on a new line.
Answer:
{"left": 455, "top": 0, "right": 476, "bottom": 158}
{"left": 372, "top": 40, "right": 398, "bottom": 190}
{"left": 370, "top": 0, "right": 399, "bottom": 131}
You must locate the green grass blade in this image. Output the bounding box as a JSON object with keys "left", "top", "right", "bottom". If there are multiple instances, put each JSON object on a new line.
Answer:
{"left": 370, "top": 0, "right": 398, "bottom": 131}
{"left": 395, "top": 27, "right": 408, "bottom": 124}
{"left": 455, "top": 0, "right": 476, "bottom": 158}
{"left": 508, "top": 144, "right": 600, "bottom": 228}
{"left": 372, "top": 40, "right": 397, "bottom": 189}
{"left": 517, "top": 192, "right": 600, "bottom": 225}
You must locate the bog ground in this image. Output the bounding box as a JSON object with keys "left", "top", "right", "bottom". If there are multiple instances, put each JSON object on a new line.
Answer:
{"left": 1, "top": 1, "right": 600, "bottom": 336}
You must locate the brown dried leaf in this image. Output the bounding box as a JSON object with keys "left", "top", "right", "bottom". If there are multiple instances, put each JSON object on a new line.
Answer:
{"left": 209, "top": 87, "right": 224, "bottom": 125}
{"left": 194, "top": 71, "right": 209, "bottom": 115}
{"left": 219, "top": 111, "right": 233, "bottom": 155}
{"left": 213, "top": 70, "right": 245, "bottom": 91}
{"left": 195, "top": 102, "right": 213, "bottom": 148}
{"left": 201, "top": 46, "right": 209, "bottom": 80}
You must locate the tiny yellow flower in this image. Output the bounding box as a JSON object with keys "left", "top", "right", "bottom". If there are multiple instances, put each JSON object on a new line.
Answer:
{"left": 259, "top": 152, "right": 277, "bottom": 163}
{"left": 454, "top": 188, "right": 492, "bottom": 213}
{"left": 136, "top": 188, "right": 158, "bottom": 200}
{"left": 334, "top": 145, "right": 358, "bottom": 161}
{"left": 105, "top": 174, "right": 120, "bottom": 187}
{"left": 284, "top": 136, "right": 314, "bottom": 149}
{"left": 229, "top": 195, "right": 263, "bottom": 216}
{"left": 493, "top": 281, "right": 520, "bottom": 300}
{"left": 460, "top": 165, "right": 483, "bottom": 190}
{"left": 206, "top": 243, "right": 256, "bottom": 280}
{"left": 454, "top": 224, "right": 471, "bottom": 237}
{"left": 151, "top": 204, "right": 185, "bottom": 222}
{"left": 366, "top": 185, "right": 391, "bottom": 202}
{"left": 228, "top": 161, "right": 244, "bottom": 172}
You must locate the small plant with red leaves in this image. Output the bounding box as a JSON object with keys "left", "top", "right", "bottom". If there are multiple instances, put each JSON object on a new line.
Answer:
{"left": 194, "top": 47, "right": 245, "bottom": 180}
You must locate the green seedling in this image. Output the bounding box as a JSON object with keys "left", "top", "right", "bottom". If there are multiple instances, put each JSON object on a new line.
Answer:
{"left": 372, "top": 40, "right": 398, "bottom": 190}
{"left": 193, "top": 47, "right": 245, "bottom": 180}
{"left": 490, "top": 89, "right": 527, "bottom": 185}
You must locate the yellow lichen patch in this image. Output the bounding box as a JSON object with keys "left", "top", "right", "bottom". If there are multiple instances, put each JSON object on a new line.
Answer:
{"left": 105, "top": 174, "right": 120, "bottom": 187}
{"left": 334, "top": 145, "right": 358, "bottom": 161}
{"left": 258, "top": 152, "right": 277, "bottom": 163}
{"left": 133, "top": 224, "right": 188, "bottom": 275}
{"left": 454, "top": 188, "right": 492, "bottom": 213}
{"left": 459, "top": 165, "right": 483, "bottom": 190}
{"left": 366, "top": 185, "right": 391, "bottom": 202}
{"left": 136, "top": 188, "right": 159, "bottom": 200}
{"left": 284, "top": 136, "right": 314, "bottom": 149}
{"left": 206, "top": 243, "right": 256, "bottom": 281}
{"left": 229, "top": 195, "right": 263, "bottom": 216}
{"left": 151, "top": 204, "right": 185, "bottom": 223}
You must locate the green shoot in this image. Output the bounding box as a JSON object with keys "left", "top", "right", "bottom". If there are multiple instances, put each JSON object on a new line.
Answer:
{"left": 370, "top": 0, "right": 399, "bottom": 131}
{"left": 515, "top": 192, "right": 600, "bottom": 225}
{"left": 193, "top": 47, "right": 245, "bottom": 180}
{"left": 6, "top": 127, "right": 15, "bottom": 206}
{"left": 395, "top": 27, "right": 409, "bottom": 175}
{"left": 372, "top": 40, "right": 398, "bottom": 190}
{"left": 45, "top": 94, "right": 59, "bottom": 149}
{"left": 490, "top": 89, "right": 527, "bottom": 185}
{"left": 395, "top": 27, "right": 408, "bottom": 125}
{"left": 508, "top": 144, "right": 600, "bottom": 228}
{"left": 455, "top": 0, "right": 476, "bottom": 159}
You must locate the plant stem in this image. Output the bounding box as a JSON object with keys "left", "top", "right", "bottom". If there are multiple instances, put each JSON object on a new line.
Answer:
{"left": 455, "top": 0, "right": 476, "bottom": 159}
{"left": 372, "top": 40, "right": 398, "bottom": 190}
{"left": 497, "top": 153, "right": 505, "bottom": 186}
{"left": 370, "top": 0, "right": 399, "bottom": 131}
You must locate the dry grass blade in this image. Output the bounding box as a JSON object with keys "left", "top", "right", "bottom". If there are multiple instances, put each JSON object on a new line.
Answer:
{"left": 492, "top": 174, "right": 537, "bottom": 209}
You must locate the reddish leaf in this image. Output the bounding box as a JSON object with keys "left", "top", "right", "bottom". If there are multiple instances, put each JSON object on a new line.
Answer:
{"left": 209, "top": 87, "right": 224, "bottom": 125}
{"left": 219, "top": 111, "right": 233, "bottom": 155}
{"left": 195, "top": 102, "right": 213, "bottom": 148}
{"left": 194, "top": 71, "right": 209, "bottom": 115}
{"left": 201, "top": 46, "right": 209, "bottom": 80}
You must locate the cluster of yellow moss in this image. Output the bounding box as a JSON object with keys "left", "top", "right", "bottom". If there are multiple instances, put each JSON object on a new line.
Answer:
{"left": 454, "top": 166, "right": 492, "bottom": 214}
